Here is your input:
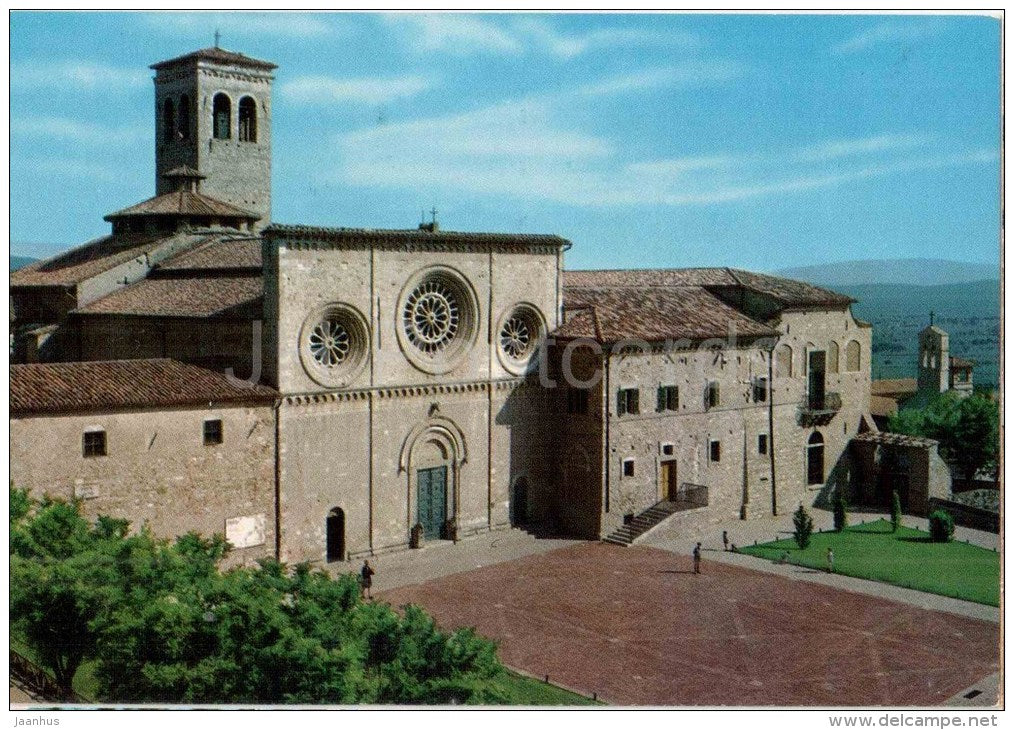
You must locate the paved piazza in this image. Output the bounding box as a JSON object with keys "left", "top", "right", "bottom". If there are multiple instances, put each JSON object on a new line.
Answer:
{"left": 380, "top": 542, "right": 999, "bottom": 706}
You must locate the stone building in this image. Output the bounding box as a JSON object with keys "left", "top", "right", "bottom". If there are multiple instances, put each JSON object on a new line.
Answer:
{"left": 10, "top": 45, "right": 877, "bottom": 564}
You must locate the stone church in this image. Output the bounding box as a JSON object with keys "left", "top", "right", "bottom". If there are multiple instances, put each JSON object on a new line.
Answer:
{"left": 10, "top": 46, "right": 876, "bottom": 566}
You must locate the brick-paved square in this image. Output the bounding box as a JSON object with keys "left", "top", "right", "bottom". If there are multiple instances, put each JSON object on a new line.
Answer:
{"left": 381, "top": 542, "right": 999, "bottom": 706}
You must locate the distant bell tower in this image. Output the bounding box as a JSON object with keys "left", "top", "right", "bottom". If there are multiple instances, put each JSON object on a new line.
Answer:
{"left": 151, "top": 44, "right": 275, "bottom": 227}
{"left": 917, "top": 318, "right": 949, "bottom": 395}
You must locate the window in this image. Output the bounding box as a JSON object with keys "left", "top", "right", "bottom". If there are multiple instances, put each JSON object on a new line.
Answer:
{"left": 845, "top": 340, "right": 861, "bottom": 372}
{"left": 177, "top": 95, "right": 191, "bottom": 140}
{"left": 661, "top": 443, "right": 675, "bottom": 456}
{"left": 657, "top": 385, "right": 679, "bottom": 412}
{"left": 709, "top": 440, "right": 721, "bottom": 463}
{"left": 775, "top": 344, "right": 793, "bottom": 378}
{"left": 83, "top": 430, "right": 106, "bottom": 458}
{"left": 828, "top": 341, "right": 839, "bottom": 374}
{"left": 758, "top": 434, "right": 768, "bottom": 455}
{"left": 622, "top": 458, "right": 635, "bottom": 477}
{"left": 617, "top": 388, "right": 639, "bottom": 416}
{"left": 807, "top": 431, "right": 825, "bottom": 485}
{"left": 706, "top": 381, "right": 720, "bottom": 410}
{"left": 203, "top": 419, "right": 223, "bottom": 446}
{"left": 163, "top": 98, "right": 175, "bottom": 143}
{"left": 752, "top": 376, "right": 768, "bottom": 403}
{"left": 567, "top": 388, "right": 589, "bottom": 414}
{"left": 238, "top": 96, "right": 257, "bottom": 142}
{"left": 213, "top": 93, "right": 232, "bottom": 140}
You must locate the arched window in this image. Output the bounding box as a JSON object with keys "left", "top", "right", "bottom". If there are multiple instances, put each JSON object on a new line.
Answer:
{"left": 845, "top": 340, "right": 861, "bottom": 372}
{"left": 775, "top": 343, "right": 793, "bottom": 378}
{"left": 827, "top": 341, "right": 839, "bottom": 374}
{"left": 213, "top": 93, "right": 231, "bottom": 140}
{"left": 177, "top": 95, "right": 191, "bottom": 140}
{"left": 238, "top": 96, "right": 257, "bottom": 142}
{"left": 163, "top": 98, "right": 175, "bottom": 143}
{"left": 807, "top": 432, "right": 825, "bottom": 486}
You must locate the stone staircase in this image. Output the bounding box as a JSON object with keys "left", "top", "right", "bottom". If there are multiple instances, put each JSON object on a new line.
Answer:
{"left": 602, "top": 500, "right": 684, "bottom": 546}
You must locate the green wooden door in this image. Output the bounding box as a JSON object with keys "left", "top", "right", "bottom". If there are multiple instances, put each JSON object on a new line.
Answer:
{"left": 417, "top": 466, "right": 448, "bottom": 539}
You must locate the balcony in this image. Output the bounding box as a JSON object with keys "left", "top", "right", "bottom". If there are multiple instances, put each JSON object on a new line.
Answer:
{"left": 798, "top": 391, "right": 842, "bottom": 426}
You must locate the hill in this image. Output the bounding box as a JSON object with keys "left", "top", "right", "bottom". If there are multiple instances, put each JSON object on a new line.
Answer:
{"left": 10, "top": 255, "right": 37, "bottom": 271}
{"left": 776, "top": 258, "right": 997, "bottom": 287}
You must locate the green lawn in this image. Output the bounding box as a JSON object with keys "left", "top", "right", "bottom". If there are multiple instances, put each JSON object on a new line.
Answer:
{"left": 488, "top": 670, "right": 601, "bottom": 706}
{"left": 739, "top": 519, "right": 999, "bottom": 606}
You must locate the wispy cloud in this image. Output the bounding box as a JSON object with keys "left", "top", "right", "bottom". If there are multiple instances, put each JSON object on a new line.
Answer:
{"left": 282, "top": 75, "right": 434, "bottom": 105}
{"left": 10, "top": 61, "right": 148, "bottom": 91}
{"left": 11, "top": 116, "right": 149, "bottom": 146}
{"left": 576, "top": 61, "right": 746, "bottom": 97}
{"left": 513, "top": 18, "right": 699, "bottom": 59}
{"left": 833, "top": 19, "right": 943, "bottom": 55}
{"left": 383, "top": 14, "right": 522, "bottom": 55}
{"left": 148, "top": 12, "right": 332, "bottom": 39}
{"left": 794, "top": 133, "right": 931, "bottom": 162}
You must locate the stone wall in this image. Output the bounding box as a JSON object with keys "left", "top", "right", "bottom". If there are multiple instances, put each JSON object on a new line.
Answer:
{"left": 10, "top": 403, "right": 276, "bottom": 567}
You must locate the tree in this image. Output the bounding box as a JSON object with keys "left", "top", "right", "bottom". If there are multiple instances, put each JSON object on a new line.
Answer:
{"left": 890, "top": 490, "right": 902, "bottom": 533}
{"left": 793, "top": 504, "right": 814, "bottom": 550}
{"left": 833, "top": 495, "right": 848, "bottom": 532}
{"left": 928, "top": 509, "right": 955, "bottom": 543}
{"left": 888, "top": 392, "right": 999, "bottom": 482}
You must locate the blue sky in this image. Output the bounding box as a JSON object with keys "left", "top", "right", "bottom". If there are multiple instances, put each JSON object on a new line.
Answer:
{"left": 9, "top": 12, "right": 1001, "bottom": 271}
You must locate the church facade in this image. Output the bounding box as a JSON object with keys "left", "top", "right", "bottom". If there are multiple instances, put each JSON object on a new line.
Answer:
{"left": 10, "top": 47, "right": 875, "bottom": 567}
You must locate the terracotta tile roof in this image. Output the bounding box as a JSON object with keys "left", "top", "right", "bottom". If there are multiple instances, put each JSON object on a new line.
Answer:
{"left": 157, "top": 237, "right": 262, "bottom": 272}
{"left": 264, "top": 224, "right": 569, "bottom": 250}
{"left": 11, "top": 235, "right": 163, "bottom": 287}
{"left": 11, "top": 359, "right": 276, "bottom": 416}
{"left": 871, "top": 378, "right": 918, "bottom": 397}
{"left": 556, "top": 286, "right": 778, "bottom": 344}
{"left": 852, "top": 431, "right": 938, "bottom": 448}
{"left": 869, "top": 395, "right": 900, "bottom": 418}
{"left": 104, "top": 190, "right": 259, "bottom": 221}
{"left": 563, "top": 267, "right": 853, "bottom": 307}
{"left": 950, "top": 356, "right": 975, "bottom": 368}
{"left": 151, "top": 47, "right": 276, "bottom": 71}
{"left": 75, "top": 276, "right": 262, "bottom": 318}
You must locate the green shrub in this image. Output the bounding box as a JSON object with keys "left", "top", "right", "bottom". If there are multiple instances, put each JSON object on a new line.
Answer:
{"left": 928, "top": 509, "right": 955, "bottom": 543}
{"left": 890, "top": 490, "right": 902, "bottom": 532}
{"left": 833, "top": 495, "right": 848, "bottom": 532}
{"left": 793, "top": 504, "right": 814, "bottom": 550}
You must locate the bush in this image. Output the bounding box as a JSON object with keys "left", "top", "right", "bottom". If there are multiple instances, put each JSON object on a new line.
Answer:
{"left": 793, "top": 504, "right": 814, "bottom": 550}
{"left": 929, "top": 510, "right": 955, "bottom": 543}
{"left": 833, "top": 495, "right": 848, "bottom": 532}
{"left": 890, "top": 490, "right": 902, "bottom": 533}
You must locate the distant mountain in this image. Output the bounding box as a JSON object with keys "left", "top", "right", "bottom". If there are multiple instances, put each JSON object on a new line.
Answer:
{"left": 10, "top": 255, "right": 36, "bottom": 271}
{"left": 776, "top": 258, "right": 998, "bottom": 287}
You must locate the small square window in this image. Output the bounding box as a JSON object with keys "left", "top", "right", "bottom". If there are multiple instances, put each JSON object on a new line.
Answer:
{"left": 83, "top": 430, "right": 106, "bottom": 458}
{"left": 709, "top": 440, "right": 721, "bottom": 463}
{"left": 662, "top": 443, "right": 675, "bottom": 456}
{"left": 758, "top": 434, "right": 769, "bottom": 455}
{"left": 622, "top": 458, "right": 635, "bottom": 477}
{"left": 617, "top": 388, "right": 639, "bottom": 416}
{"left": 203, "top": 419, "right": 223, "bottom": 446}
{"left": 706, "top": 381, "right": 720, "bottom": 409}
{"left": 567, "top": 388, "right": 589, "bottom": 414}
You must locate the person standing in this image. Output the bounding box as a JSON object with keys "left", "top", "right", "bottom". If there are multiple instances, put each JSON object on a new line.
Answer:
{"left": 722, "top": 530, "right": 730, "bottom": 552}
{"left": 360, "top": 559, "right": 375, "bottom": 599}
{"left": 826, "top": 548, "right": 834, "bottom": 574}
{"left": 693, "top": 542, "right": 702, "bottom": 574}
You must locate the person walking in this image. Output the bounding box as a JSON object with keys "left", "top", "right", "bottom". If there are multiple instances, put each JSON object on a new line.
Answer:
{"left": 693, "top": 542, "right": 702, "bottom": 574}
{"left": 722, "top": 530, "right": 730, "bottom": 552}
{"left": 826, "top": 547, "right": 834, "bottom": 574}
{"left": 360, "top": 559, "right": 375, "bottom": 599}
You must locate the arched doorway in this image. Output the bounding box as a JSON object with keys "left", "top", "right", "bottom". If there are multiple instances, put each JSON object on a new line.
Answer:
{"left": 510, "top": 476, "right": 529, "bottom": 526}
{"left": 326, "top": 507, "right": 345, "bottom": 562}
{"left": 399, "top": 416, "right": 467, "bottom": 544}
{"left": 807, "top": 432, "right": 825, "bottom": 486}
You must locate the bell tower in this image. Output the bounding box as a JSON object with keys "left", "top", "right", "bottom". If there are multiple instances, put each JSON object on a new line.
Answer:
{"left": 151, "top": 45, "right": 275, "bottom": 227}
